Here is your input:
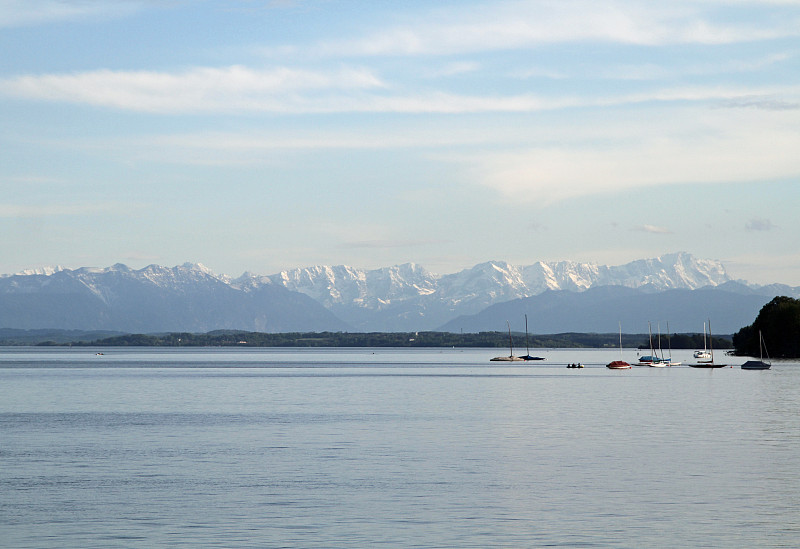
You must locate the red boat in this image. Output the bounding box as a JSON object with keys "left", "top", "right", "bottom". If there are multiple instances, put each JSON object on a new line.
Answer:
{"left": 607, "top": 323, "right": 631, "bottom": 369}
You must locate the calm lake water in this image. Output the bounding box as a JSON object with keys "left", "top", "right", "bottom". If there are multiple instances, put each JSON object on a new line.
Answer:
{"left": 2, "top": 347, "right": 799, "bottom": 548}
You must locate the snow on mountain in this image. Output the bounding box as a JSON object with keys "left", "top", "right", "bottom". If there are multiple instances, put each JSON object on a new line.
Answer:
{"left": 270, "top": 263, "right": 438, "bottom": 310}
{"left": 269, "top": 252, "right": 731, "bottom": 310}
{"left": 0, "top": 263, "right": 346, "bottom": 333}
{"left": 1, "top": 252, "right": 773, "bottom": 333}
{"left": 438, "top": 284, "right": 774, "bottom": 335}
{"left": 436, "top": 261, "right": 528, "bottom": 305}
{"left": 6, "top": 265, "right": 67, "bottom": 277}
{"left": 260, "top": 252, "right": 736, "bottom": 331}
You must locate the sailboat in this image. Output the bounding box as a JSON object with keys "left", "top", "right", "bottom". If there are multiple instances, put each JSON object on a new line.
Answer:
{"left": 651, "top": 322, "right": 667, "bottom": 367}
{"left": 638, "top": 322, "right": 665, "bottom": 366}
{"left": 520, "top": 314, "right": 545, "bottom": 361}
{"left": 607, "top": 322, "right": 631, "bottom": 369}
{"left": 693, "top": 322, "right": 712, "bottom": 361}
{"left": 741, "top": 331, "right": 771, "bottom": 370}
{"left": 490, "top": 321, "right": 524, "bottom": 362}
{"left": 689, "top": 319, "right": 726, "bottom": 368}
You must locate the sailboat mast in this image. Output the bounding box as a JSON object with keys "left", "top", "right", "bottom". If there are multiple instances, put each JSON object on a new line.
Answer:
{"left": 703, "top": 322, "right": 707, "bottom": 352}
{"left": 507, "top": 320, "right": 513, "bottom": 357}
{"left": 667, "top": 321, "right": 673, "bottom": 360}
{"left": 657, "top": 322, "right": 663, "bottom": 360}
{"left": 708, "top": 319, "right": 714, "bottom": 362}
{"left": 525, "top": 314, "right": 530, "bottom": 356}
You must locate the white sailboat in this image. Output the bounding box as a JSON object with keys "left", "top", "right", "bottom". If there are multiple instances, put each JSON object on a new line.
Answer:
{"left": 693, "top": 322, "right": 712, "bottom": 361}
{"left": 490, "top": 321, "right": 524, "bottom": 362}
{"left": 650, "top": 322, "right": 667, "bottom": 367}
{"left": 689, "top": 319, "right": 726, "bottom": 368}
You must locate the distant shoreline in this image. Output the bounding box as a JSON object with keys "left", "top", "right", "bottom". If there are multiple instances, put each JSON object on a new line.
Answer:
{"left": 0, "top": 329, "right": 733, "bottom": 350}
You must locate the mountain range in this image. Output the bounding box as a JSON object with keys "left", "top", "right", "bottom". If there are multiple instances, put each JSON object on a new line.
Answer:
{"left": 1, "top": 252, "right": 796, "bottom": 334}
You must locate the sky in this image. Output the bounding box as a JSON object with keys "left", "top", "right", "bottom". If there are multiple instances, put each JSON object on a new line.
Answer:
{"left": 1, "top": 0, "right": 799, "bottom": 285}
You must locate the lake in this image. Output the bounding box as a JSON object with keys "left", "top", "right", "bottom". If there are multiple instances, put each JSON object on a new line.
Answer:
{"left": 1, "top": 347, "right": 798, "bottom": 548}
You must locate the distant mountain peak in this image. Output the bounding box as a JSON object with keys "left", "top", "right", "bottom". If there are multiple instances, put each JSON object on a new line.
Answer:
{"left": 260, "top": 252, "right": 738, "bottom": 330}
{"left": 180, "top": 261, "right": 213, "bottom": 272}
{"left": 1, "top": 253, "right": 777, "bottom": 333}
{"left": 8, "top": 265, "right": 66, "bottom": 277}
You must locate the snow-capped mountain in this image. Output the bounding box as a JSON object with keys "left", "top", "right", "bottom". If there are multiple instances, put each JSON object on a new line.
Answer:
{"left": 268, "top": 263, "right": 438, "bottom": 310}
{"left": 438, "top": 283, "right": 773, "bottom": 335}
{"left": 1, "top": 253, "right": 792, "bottom": 334}
{"left": 267, "top": 252, "right": 734, "bottom": 330}
{"left": 0, "top": 262, "right": 347, "bottom": 333}
{"left": 519, "top": 253, "right": 729, "bottom": 293}
{"left": 10, "top": 265, "right": 67, "bottom": 277}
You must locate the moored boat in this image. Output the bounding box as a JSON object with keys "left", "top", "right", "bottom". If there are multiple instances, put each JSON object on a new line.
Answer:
{"left": 638, "top": 322, "right": 666, "bottom": 366}
{"left": 741, "top": 331, "right": 771, "bottom": 370}
{"left": 607, "top": 322, "right": 631, "bottom": 369}
{"left": 693, "top": 322, "right": 712, "bottom": 361}
{"left": 689, "top": 319, "right": 726, "bottom": 368}
{"left": 741, "top": 360, "right": 770, "bottom": 370}
{"left": 519, "top": 314, "right": 545, "bottom": 361}
{"left": 490, "top": 321, "right": 524, "bottom": 362}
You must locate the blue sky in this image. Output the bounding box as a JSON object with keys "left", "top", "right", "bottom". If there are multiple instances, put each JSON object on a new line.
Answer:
{"left": 1, "top": 0, "right": 799, "bottom": 285}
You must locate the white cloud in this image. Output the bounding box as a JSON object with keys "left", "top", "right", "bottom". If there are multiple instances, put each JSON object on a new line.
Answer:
{"left": 84, "top": 127, "right": 503, "bottom": 167}
{"left": 724, "top": 250, "right": 800, "bottom": 285}
{"left": 634, "top": 225, "right": 673, "bottom": 234}
{"left": 0, "top": 65, "right": 386, "bottom": 113}
{"left": 598, "top": 51, "right": 797, "bottom": 82}
{"left": 4, "top": 62, "right": 798, "bottom": 114}
{"left": 301, "top": 0, "right": 800, "bottom": 59}
{"left": 745, "top": 217, "right": 777, "bottom": 231}
{"left": 339, "top": 239, "right": 446, "bottom": 250}
{"left": 467, "top": 106, "right": 800, "bottom": 204}
{"left": 0, "top": 202, "right": 132, "bottom": 218}
{"left": 719, "top": 95, "right": 800, "bottom": 110}
{"left": 426, "top": 61, "right": 482, "bottom": 78}
{"left": 0, "top": 0, "right": 140, "bottom": 28}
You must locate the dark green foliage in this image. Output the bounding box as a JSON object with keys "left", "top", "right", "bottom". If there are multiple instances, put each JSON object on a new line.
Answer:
{"left": 75, "top": 331, "right": 521, "bottom": 348}
{"left": 733, "top": 296, "right": 800, "bottom": 358}
{"left": 637, "top": 334, "right": 732, "bottom": 350}
{"left": 65, "top": 330, "right": 729, "bottom": 349}
{"left": 0, "top": 328, "right": 123, "bottom": 345}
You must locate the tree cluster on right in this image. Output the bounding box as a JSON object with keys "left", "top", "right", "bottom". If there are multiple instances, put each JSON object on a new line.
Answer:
{"left": 733, "top": 296, "right": 800, "bottom": 358}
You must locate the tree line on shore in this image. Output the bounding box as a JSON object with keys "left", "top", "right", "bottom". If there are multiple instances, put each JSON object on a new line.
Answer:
{"left": 52, "top": 330, "right": 733, "bottom": 349}
{"left": 732, "top": 296, "right": 800, "bottom": 358}
{"left": 10, "top": 297, "right": 799, "bottom": 357}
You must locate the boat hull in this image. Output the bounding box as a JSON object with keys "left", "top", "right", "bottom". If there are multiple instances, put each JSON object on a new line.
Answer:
{"left": 741, "top": 360, "right": 770, "bottom": 370}
{"left": 607, "top": 360, "right": 631, "bottom": 369}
